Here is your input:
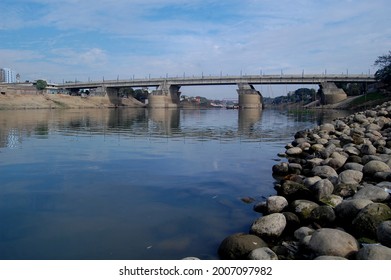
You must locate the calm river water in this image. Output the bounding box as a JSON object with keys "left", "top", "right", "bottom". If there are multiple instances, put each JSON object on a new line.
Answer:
{"left": 0, "top": 107, "right": 350, "bottom": 260}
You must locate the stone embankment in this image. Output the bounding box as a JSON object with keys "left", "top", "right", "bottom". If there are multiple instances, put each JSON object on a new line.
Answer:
{"left": 218, "top": 101, "right": 391, "bottom": 260}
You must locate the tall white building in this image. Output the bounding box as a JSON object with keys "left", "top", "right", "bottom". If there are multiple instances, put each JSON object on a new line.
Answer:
{"left": 0, "top": 68, "right": 17, "bottom": 83}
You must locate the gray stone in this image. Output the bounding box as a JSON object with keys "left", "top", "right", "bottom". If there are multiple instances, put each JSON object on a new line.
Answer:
{"left": 308, "top": 228, "right": 359, "bottom": 258}
{"left": 286, "top": 147, "right": 303, "bottom": 156}
{"left": 294, "top": 226, "right": 315, "bottom": 241}
{"left": 344, "top": 146, "right": 360, "bottom": 156}
{"left": 334, "top": 199, "right": 373, "bottom": 221}
{"left": 248, "top": 247, "right": 278, "bottom": 260}
{"left": 312, "top": 165, "right": 338, "bottom": 180}
{"left": 272, "top": 162, "right": 289, "bottom": 175}
{"left": 314, "top": 255, "right": 348, "bottom": 260}
{"left": 218, "top": 233, "right": 268, "bottom": 260}
{"left": 320, "top": 123, "right": 335, "bottom": 132}
{"left": 337, "top": 170, "right": 363, "bottom": 185}
{"left": 282, "top": 212, "right": 301, "bottom": 233}
{"left": 356, "top": 244, "right": 391, "bottom": 260}
{"left": 291, "top": 200, "right": 319, "bottom": 221}
{"left": 363, "top": 160, "right": 391, "bottom": 176}
{"left": 310, "top": 179, "right": 334, "bottom": 201}
{"left": 319, "top": 194, "right": 343, "bottom": 208}
{"left": 353, "top": 185, "right": 390, "bottom": 202}
{"left": 333, "top": 183, "right": 358, "bottom": 198}
{"left": 266, "top": 196, "right": 288, "bottom": 214}
{"left": 352, "top": 203, "right": 391, "bottom": 239}
{"left": 377, "top": 221, "right": 391, "bottom": 247}
{"left": 310, "top": 205, "right": 336, "bottom": 227}
{"left": 278, "top": 180, "right": 312, "bottom": 200}
{"left": 343, "top": 162, "right": 364, "bottom": 171}
{"left": 303, "top": 176, "right": 322, "bottom": 188}
{"left": 361, "top": 144, "right": 377, "bottom": 155}
{"left": 250, "top": 213, "right": 286, "bottom": 240}
{"left": 182, "top": 257, "right": 200, "bottom": 260}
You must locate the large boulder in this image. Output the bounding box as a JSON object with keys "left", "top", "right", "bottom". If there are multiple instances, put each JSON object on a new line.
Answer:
{"left": 250, "top": 213, "right": 287, "bottom": 241}
{"left": 363, "top": 160, "right": 391, "bottom": 177}
{"left": 218, "top": 233, "right": 268, "bottom": 260}
{"left": 248, "top": 247, "right": 278, "bottom": 260}
{"left": 352, "top": 185, "right": 390, "bottom": 202}
{"left": 335, "top": 199, "right": 373, "bottom": 222}
{"left": 266, "top": 196, "right": 288, "bottom": 214}
{"left": 356, "top": 244, "right": 391, "bottom": 260}
{"left": 337, "top": 170, "right": 363, "bottom": 185}
{"left": 308, "top": 228, "right": 359, "bottom": 258}
{"left": 377, "top": 221, "right": 391, "bottom": 247}
{"left": 309, "top": 205, "right": 336, "bottom": 227}
{"left": 351, "top": 203, "right": 391, "bottom": 239}
{"left": 309, "top": 179, "right": 334, "bottom": 201}
{"left": 290, "top": 200, "right": 319, "bottom": 221}
{"left": 312, "top": 165, "right": 338, "bottom": 180}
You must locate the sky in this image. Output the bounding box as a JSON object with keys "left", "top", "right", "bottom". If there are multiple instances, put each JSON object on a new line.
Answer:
{"left": 1, "top": 0, "right": 390, "bottom": 99}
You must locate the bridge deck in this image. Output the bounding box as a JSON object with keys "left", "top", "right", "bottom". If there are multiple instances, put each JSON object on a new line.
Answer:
{"left": 58, "top": 74, "right": 375, "bottom": 89}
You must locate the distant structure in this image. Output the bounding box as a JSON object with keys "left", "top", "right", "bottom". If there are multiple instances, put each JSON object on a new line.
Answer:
{"left": 0, "top": 68, "right": 17, "bottom": 83}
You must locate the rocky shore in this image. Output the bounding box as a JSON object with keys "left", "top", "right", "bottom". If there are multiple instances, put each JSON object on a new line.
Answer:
{"left": 218, "top": 101, "right": 391, "bottom": 260}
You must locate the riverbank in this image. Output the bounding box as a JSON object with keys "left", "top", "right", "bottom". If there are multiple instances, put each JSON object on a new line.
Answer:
{"left": 0, "top": 93, "right": 145, "bottom": 109}
{"left": 218, "top": 101, "right": 391, "bottom": 260}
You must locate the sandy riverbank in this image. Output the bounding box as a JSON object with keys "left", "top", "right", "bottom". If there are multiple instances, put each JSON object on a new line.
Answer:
{"left": 0, "top": 93, "right": 145, "bottom": 110}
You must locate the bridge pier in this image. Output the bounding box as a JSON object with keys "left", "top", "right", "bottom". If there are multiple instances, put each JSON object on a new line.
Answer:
{"left": 320, "top": 82, "right": 347, "bottom": 105}
{"left": 237, "top": 83, "right": 263, "bottom": 109}
{"left": 148, "top": 83, "right": 181, "bottom": 108}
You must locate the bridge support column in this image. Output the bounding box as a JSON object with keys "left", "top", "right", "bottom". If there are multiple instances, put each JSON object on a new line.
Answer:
{"left": 320, "top": 82, "right": 347, "bottom": 105}
{"left": 237, "top": 83, "right": 263, "bottom": 109}
{"left": 148, "top": 83, "right": 181, "bottom": 108}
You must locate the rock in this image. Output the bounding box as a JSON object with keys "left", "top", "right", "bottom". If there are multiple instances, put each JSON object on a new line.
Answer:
{"left": 272, "top": 162, "right": 289, "bottom": 175}
{"left": 328, "top": 152, "right": 347, "bottom": 169}
{"left": 309, "top": 179, "right": 334, "bottom": 201}
{"left": 288, "top": 163, "right": 302, "bottom": 174}
{"left": 319, "top": 194, "right": 343, "bottom": 208}
{"left": 291, "top": 200, "right": 319, "bottom": 221}
{"left": 250, "top": 213, "right": 286, "bottom": 241}
{"left": 310, "top": 205, "right": 336, "bottom": 227}
{"left": 266, "top": 196, "right": 288, "bottom": 213}
{"left": 218, "top": 233, "right": 268, "bottom": 260}
{"left": 363, "top": 160, "right": 391, "bottom": 177}
{"left": 351, "top": 203, "right": 391, "bottom": 239}
{"left": 182, "top": 257, "right": 200, "bottom": 260}
{"left": 356, "top": 244, "right": 391, "bottom": 260}
{"left": 337, "top": 170, "right": 363, "bottom": 185}
{"left": 334, "top": 199, "right": 373, "bottom": 222}
{"left": 333, "top": 183, "right": 358, "bottom": 198}
{"left": 282, "top": 212, "right": 301, "bottom": 234}
{"left": 344, "top": 146, "right": 360, "bottom": 156}
{"left": 248, "top": 247, "right": 278, "bottom": 260}
{"left": 343, "top": 162, "right": 364, "bottom": 171}
{"left": 253, "top": 201, "right": 267, "bottom": 213}
{"left": 361, "top": 144, "right": 377, "bottom": 156}
{"left": 312, "top": 165, "right": 338, "bottom": 180}
{"left": 303, "top": 176, "right": 322, "bottom": 187}
{"left": 320, "top": 123, "right": 335, "bottom": 132}
{"left": 308, "top": 228, "right": 359, "bottom": 258}
{"left": 294, "top": 226, "right": 315, "bottom": 242}
{"left": 314, "top": 255, "right": 348, "bottom": 260}
{"left": 352, "top": 184, "right": 390, "bottom": 202}
{"left": 377, "top": 221, "right": 391, "bottom": 247}
{"left": 286, "top": 147, "right": 303, "bottom": 156}
{"left": 277, "top": 180, "right": 312, "bottom": 201}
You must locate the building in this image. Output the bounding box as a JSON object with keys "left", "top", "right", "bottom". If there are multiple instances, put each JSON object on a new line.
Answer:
{"left": 0, "top": 68, "right": 17, "bottom": 83}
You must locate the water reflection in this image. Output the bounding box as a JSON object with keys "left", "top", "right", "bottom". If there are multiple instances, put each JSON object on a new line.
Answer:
{"left": 0, "top": 108, "right": 353, "bottom": 149}
{"left": 0, "top": 107, "right": 354, "bottom": 260}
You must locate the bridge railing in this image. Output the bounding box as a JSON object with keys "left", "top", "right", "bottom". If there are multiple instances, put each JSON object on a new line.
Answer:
{"left": 57, "top": 74, "right": 376, "bottom": 88}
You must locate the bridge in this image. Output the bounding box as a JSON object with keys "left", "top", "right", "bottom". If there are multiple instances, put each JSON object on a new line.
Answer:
{"left": 58, "top": 74, "right": 376, "bottom": 108}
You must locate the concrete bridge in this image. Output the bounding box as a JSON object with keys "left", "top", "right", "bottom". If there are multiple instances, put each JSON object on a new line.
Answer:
{"left": 58, "top": 74, "right": 375, "bottom": 108}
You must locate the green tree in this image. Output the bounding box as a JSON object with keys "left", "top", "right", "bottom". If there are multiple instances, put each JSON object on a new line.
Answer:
{"left": 35, "top": 79, "right": 47, "bottom": 90}
{"left": 374, "top": 51, "right": 391, "bottom": 87}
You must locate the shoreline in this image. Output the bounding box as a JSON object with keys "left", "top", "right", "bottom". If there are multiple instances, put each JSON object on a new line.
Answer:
{"left": 217, "top": 101, "right": 391, "bottom": 260}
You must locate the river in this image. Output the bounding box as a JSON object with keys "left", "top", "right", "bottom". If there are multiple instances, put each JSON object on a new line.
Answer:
{"left": 0, "top": 107, "right": 351, "bottom": 259}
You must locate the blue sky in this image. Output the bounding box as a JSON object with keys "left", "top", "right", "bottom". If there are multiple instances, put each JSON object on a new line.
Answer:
{"left": 1, "top": 0, "right": 390, "bottom": 99}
